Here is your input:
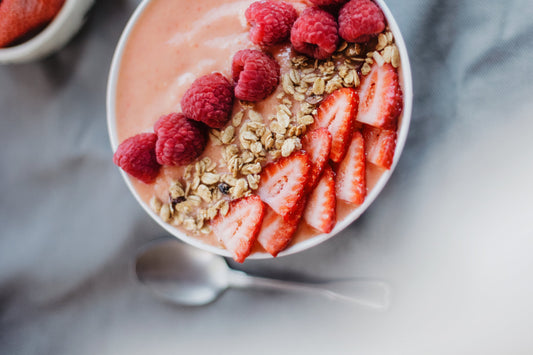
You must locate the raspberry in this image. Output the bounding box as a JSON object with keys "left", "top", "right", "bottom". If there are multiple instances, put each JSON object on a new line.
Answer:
{"left": 290, "top": 7, "right": 339, "bottom": 60}
{"left": 181, "top": 73, "right": 234, "bottom": 129}
{"left": 245, "top": 0, "right": 298, "bottom": 47}
{"left": 308, "top": 0, "right": 348, "bottom": 6}
{"left": 154, "top": 113, "right": 207, "bottom": 166}
{"left": 232, "top": 49, "right": 280, "bottom": 102}
{"left": 338, "top": 0, "right": 386, "bottom": 43}
{"left": 113, "top": 133, "right": 161, "bottom": 184}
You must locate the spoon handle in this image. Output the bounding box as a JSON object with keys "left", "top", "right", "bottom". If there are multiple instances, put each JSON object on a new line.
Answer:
{"left": 227, "top": 270, "right": 390, "bottom": 310}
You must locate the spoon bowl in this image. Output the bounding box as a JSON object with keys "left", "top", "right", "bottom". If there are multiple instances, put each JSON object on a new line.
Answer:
{"left": 136, "top": 238, "right": 229, "bottom": 305}
{"left": 135, "top": 237, "right": 391, "bottom": 309}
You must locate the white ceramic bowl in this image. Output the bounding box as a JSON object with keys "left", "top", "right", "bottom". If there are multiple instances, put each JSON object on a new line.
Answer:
{"left": 107, "top": 0, "right": 412, "bottom": 260}
{"left": 0, "top": 0, "right": 95, "bottom": 64}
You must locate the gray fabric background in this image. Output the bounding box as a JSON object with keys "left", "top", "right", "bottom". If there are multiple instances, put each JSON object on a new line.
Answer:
{"left": 2, "top": 0, "right": 533, "bottom": 354}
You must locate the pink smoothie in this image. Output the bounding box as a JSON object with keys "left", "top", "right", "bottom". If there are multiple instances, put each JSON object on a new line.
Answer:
{"left": 115, "top": 0, "right": 386, "bottom": 252}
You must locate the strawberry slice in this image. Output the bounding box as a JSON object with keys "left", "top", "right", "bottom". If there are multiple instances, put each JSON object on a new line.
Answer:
{"left": 304, "top": 166, "right": 336, "bottom": 233}
{"left": 313, "top": 88, "right": 359, "bottom": 163}
{"left": 362, "top": 125, "right": 397, "bottom": 170}
{"left": 335, "top": 131, "right": 366, "bottom": 205}
{"left": 257, "top": 200, "right": 305, "bottom": 257}
{"left": 301, "top": 128, "right": 332, "bottom": 190}
{"left": 257, "top": 151, "right": 311, "bottom": 218}
{"left": 211, "top": 195, "right": 265, "bottom": 263}
{"left": 356, "top": 63, "right": 403, "bottom": 130}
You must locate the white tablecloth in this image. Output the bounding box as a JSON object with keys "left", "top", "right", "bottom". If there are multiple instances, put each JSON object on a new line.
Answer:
{"left": 1, "top": 0, "right": 533, "bottom": 354}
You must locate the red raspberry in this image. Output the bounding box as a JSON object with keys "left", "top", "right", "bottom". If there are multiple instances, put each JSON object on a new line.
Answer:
{"left": 290, "top": 7, "right": 339, "bottom": 60}
{"left": 154, "top": 113, "right": 207, "bottom": 166}
{"left": 232, "top": 49, "right": 280, "bottom": 102}
{"left": 245, "top": 0, "right": 298, "bottom": 47}
{"left": 308, "top": 0, "right": 348, "bottom": 6}
{"left": 113, "top": 133, "right": 161, "bottom": 184}
{"left": 181, "top": 73, "right": 234, "bottom": 129}
{"left": 338, "top": 0, "right": 386, "bottom": 43}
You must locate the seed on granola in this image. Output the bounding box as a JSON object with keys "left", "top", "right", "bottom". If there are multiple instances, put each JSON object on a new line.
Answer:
{"left": 195, "top": 160, "right": 206, "bottom": 176}
{"left": 209, "top": 131, "right": 222, "bottom": 145}
{"left": 300, "top": 102, "right": 315, "bottom": 115}
{"left": 249, "top": 110, "right": 263, "bottom": 123}
{"left": 150, "top": 196, "right": 162, "bottom": 214}
{"left": 270, "top": 120, "right": 286, "bottom": 135}
{"left": 294, "top": 93, "right": 306, "bottom": 102}
{"left": 270, "top": 149, "right": 282, "bottom": 160}
{"left": 345, "top": 44, "right": 361, "bottom": 57}
{"left": 297, "top": 114, "right": 314, "bottom": 126}
{"left": 191, "top": 175, "right": 201, "bottom": 191}
{"left": 228, "top": 156, "right": 243, "bottom": 176}
{"left": 386, "top": 30, "right": 393, "bottom": 43}
{"left": 282, "top": 98, "right": 293, "bottom": 107}
{"left": 376, "top": 33, "right": 388, "bottom": 51}
{"left": 159, "top": 203, "right": 171, "bottom": 222}
{"left": 200, "top": 225, "right": 211, "bottom": 234}
{"left": 288, "top": 124, "right": 307, "bottom": 137}
{"left": 169, "top": 181, "right": 185, "bottom": 199}
{"left": 242, "top": 162, "right": 262, "bottom": 175}
{"left": 241, "top": 130, "right": 258, "bottom": 142}
{"left": 337, "top": 40, "right": 348, "bottom": 52}
{"left": 249, "top": 141, "right": 263, "bottom": 156}
{"left": 282, "top": 73, "right": 295, "bottom": 95}
{"left": 172, "top": 213, "right": 184, "bottom": 226}
{"left": 391, "top": 44, "right": 401, "bottom": 68}
{"left": 201, "top": 172, "right": 220, "bottom": 186}
{"left": 196, "top": 184, "right": 212, "bottom": 202}
{"left": 232, "top": 110, "right": 244, "bottom": 127}
{"left": 183, "top": 217, "right": 196, "bottom": 231}
{"left": 240, "top": 150, "right": 253, "bottom": 163}
{"left": 222, "top": 174, "right": 238, "bottom": 186}
{"left": 232, "top": 178, "right": 248, "bottom": 198}
{"left": 288, "top": 69, "right": 300, "bottom": 84}
{"left": 188, "top": 195, "right": 202, "bottom": 206}
{"left": 373, "top": 51, "right": 385, "bottom": 67}
{"left": 326, "top": 77, "right": 343, "bottom": 93}
{"left": 312, "top": 77, "right": 325, "bottom": 95}
{"left": 281, "top": 137, "right": 300, "bottom": 157}
{"left": 219, "top": 200, "right": 230, "bottom": 216}
{"left": 277, "top": 112, "right": 291, "bottom": 129}
{"left": 306, "top": 95, "right": 323, "bottom": 105}
{"left": 361, "top": 62, "right": 372, "bottom": 75}
{"left": 220, "top": 126, "right": 235, "bottom": 144}
{"left": 381, "top": 45, "right": 392, "bottom": 63}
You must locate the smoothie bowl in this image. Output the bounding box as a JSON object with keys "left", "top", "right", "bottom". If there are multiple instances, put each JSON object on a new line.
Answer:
{"left": 107, "top": 0, "right": 412, "bottom": 262}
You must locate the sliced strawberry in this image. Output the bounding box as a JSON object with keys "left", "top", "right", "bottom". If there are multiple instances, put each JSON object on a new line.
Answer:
{"left": 257, "top": 200, "right": 305, "bottom": 257}
{"left": 362, "top": 125, "right": 397, "bottom": 170}
{"left": 313, "top": 88, "right": 358, "bottom": 163}
{"left": 356, "top": 63, "right": 403, "bottom": 130}
{"left": 301, "top": 128, "right": 332, "bottom": 189}
{"left": 335, "top": 131, "right": 366, "bottom": 205}
{"left": 304, "top": 166, "right": 336, "bottom": 234}
{"left": 211, "top": 196, "right": 265, "bottom": 263}
{"left": 257, "top": 151, "right": 311, "bottom": 218}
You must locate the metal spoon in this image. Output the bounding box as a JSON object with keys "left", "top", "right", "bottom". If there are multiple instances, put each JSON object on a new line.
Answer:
{"left": 135, "top": 237, "right": 390, "bottom": 309}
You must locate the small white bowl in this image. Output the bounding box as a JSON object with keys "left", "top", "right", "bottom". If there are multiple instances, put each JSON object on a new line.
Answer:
{"left": 107, "top": 0, "right": 413, "bottom": 260}
{"left": 0, "top": 0, "right": 95, "bottom": 64}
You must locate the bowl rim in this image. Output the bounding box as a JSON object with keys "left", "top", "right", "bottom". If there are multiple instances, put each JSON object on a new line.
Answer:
{"left": 106, "top": 0, "right": 413, "bottom": 260}
{"left": 0, "top": 0, "right": 94, "bottom": 62}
